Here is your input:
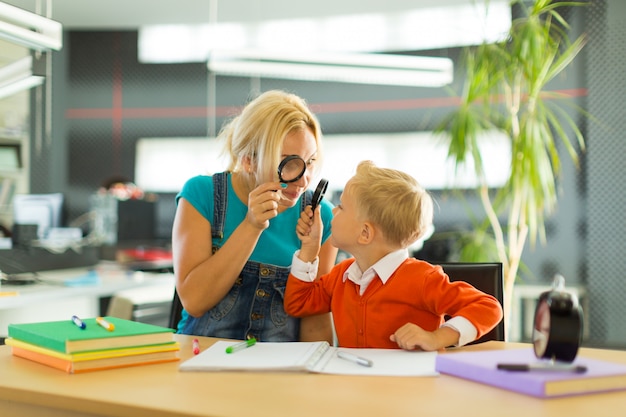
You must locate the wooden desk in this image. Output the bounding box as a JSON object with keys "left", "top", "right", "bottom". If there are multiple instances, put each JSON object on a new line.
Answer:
{"left": 1, "top": 336, "right": 625, "bottom": 417}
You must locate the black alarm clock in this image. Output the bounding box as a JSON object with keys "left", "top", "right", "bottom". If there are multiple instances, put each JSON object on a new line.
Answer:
{"left": 531, "top": 275, "right": 583, "bottom": 363}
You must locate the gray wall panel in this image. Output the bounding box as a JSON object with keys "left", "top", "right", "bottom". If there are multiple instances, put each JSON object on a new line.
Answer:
{"left": 586, "top": 0, "right": 626, "bottom": 347}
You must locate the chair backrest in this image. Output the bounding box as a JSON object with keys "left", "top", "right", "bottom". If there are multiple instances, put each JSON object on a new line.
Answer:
{"left": 439, "top": 262, "right": 505, "bottom": 344}
{"left": 168, "top": 289, "right": 183, "bottom": 330}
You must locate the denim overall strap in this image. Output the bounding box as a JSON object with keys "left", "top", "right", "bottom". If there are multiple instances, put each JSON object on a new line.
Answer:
{"left": 180, "top": 172, "right": 301, "bottom": 341}
{"left": 211, "top": 171, "right": 228, "bottom": 242}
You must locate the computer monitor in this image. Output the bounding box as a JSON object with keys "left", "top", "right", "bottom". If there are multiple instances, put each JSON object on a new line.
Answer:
{"left": 12, "top": 193, "right": 64, "bottom": 239}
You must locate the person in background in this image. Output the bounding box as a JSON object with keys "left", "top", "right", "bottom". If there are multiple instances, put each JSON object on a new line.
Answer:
{"left": 285, "top": 160, "right": 503, "bottom": 349}
{"left": 99, "top": 175, "right": 145, "bottom": 200}
{"left": 172, "top": 90, "right": 337, "bottom": 343}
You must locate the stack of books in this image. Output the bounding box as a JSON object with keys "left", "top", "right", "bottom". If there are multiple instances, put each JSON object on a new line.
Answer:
{"left": 6, "top": 316, "right": 179, "bottom": 373}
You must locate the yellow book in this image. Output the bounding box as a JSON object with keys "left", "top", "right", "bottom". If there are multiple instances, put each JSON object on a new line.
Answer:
{"left": 5, "top": 338, "right": 180, "bottom": 361}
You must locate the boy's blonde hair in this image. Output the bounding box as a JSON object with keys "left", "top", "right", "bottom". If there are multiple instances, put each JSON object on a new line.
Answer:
{"left": 220, "top": 90, "right": 322, "bottom": 187}
{"left": 347, "top": 160, "right": 434, "bottom": 248}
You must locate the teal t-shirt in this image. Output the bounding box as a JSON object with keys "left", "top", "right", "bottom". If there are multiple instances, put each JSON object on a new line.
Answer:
{"left": 176, "top": 173, "right": 333, "bottom": 267}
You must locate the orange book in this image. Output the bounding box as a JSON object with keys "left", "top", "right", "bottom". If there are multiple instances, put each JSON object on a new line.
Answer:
{"left": 10, "top": 345, "right": 179, "bottom": 374}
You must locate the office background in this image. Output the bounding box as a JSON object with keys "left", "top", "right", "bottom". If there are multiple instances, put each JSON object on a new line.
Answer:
{"left": 4, "top": 0, "right": 626, "bottom": 348}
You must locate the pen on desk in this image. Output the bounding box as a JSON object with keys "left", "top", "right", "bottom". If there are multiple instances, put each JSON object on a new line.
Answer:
{"left": 336, "top": 351, "right": 373, "bottom": 367}
{"left": 71, "top": 315, "right": 86, "bottom": 329}
{"left": 497, "top": 363, "right": 587, "bottom": 373}
{"left": 192, "top": 338, "right": 200, "bottom": 355}
{"left": 96, "top": 317, "right": 115, "bottom": 331}
{"left": 225, "top": 338, "right": 257, "bottom": 354}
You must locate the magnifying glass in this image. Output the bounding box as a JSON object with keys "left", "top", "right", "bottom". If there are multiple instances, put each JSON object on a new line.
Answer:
{"left": 311, "top": 178, "right": 329, "bottom": 212}
{"left": 277, "top": 155, "right": 307, "bottom": 183}
{"left": 277, "top": 155, "right": 328, "bottom": 210}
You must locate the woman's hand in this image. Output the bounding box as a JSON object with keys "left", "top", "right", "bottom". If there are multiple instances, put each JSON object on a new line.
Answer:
{"left": 246, "top": 182, "right": 284, "bottom": 230}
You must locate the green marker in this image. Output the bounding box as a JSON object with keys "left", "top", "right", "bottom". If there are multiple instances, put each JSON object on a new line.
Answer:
{"left": 225, "top": 338, "right": 257, "bottom": 354}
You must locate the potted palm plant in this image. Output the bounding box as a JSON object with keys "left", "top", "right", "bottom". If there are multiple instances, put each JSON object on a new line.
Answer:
{"left": 436, "top": 0, "right": 587, "bottom": 331}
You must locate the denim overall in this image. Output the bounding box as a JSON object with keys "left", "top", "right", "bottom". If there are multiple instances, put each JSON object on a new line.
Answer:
{"left": 180, "top": 172, "right": 311, "bottom": 342}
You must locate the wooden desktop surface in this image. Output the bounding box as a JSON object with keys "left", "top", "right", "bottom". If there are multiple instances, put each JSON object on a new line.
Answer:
{"left": 1, "top": 335, "right": 625, "bottom": 417}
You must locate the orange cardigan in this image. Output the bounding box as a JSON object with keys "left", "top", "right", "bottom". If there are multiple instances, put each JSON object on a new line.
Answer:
{"left": 285, "top": 258, "right": 503, "bottom": 348}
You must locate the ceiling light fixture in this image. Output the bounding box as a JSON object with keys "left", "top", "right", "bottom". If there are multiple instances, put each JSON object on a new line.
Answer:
{"left": 0, "top": 2, "right": 62, "bottom": 51}
{"left": 0, "top": 54, "right": 45, "bottom": 100}
{"left": 207, "top": 49, "right": 453, "bottom": 87}
{"left": 139, "top": 1, "right": 511, "bottom": 64}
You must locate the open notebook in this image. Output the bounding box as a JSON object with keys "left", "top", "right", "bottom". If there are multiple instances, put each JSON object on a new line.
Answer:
{"left": 179, "top": 340, "right": 438, "bottom": 377}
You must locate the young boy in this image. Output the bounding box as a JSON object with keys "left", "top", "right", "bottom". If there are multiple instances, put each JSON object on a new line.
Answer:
{"left": 285, "top": 161, "right": 503, "bottom": 350}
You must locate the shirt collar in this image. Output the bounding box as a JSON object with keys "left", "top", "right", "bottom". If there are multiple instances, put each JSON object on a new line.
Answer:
{"left": 343, "top": 248, "right": 409, "bottom": 284}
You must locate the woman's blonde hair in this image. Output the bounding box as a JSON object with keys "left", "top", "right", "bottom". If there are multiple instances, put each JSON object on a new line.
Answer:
{"left": 220, "top": 90, "right": 322, "bottom": 187}
{"left": 347, "top": 160, "right": 434, "bottom": 248}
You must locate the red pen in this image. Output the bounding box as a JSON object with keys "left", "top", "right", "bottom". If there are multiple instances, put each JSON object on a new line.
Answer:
{"left": 192, "top": 338, "right": 200, "bottom": 355}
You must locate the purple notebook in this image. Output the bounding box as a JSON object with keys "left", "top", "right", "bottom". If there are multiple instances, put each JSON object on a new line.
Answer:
{"left": 435, "top": 348, "right": 626, "bottom": 398}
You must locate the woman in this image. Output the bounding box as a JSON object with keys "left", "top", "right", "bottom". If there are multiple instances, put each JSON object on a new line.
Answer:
{"left": 172, "top": 90, "right": 337, "bottom": 342}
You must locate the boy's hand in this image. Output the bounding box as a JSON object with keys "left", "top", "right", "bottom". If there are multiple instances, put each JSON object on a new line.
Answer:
{"left": 390, "top": 323, "right": 460, "bottom": 352}
{"left": 296, "top": 205, "right": 323, "bottom": 262}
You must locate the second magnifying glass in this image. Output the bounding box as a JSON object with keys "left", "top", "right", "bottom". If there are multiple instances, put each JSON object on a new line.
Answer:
{"left": 311, "top": 178, "right": 329, "bottom": 212}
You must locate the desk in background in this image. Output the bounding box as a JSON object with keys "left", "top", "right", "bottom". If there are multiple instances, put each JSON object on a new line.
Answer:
{"left": 0, "top": 264, "right": 174, "bottom": 338}
{"left": 1, "top": 336, "right": 626, "bottom": 417}
{"left": 0, "top": 245, "right": 99, "bottom": 275}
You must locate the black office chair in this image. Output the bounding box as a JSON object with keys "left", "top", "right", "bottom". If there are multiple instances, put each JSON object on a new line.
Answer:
{"left": 439, "top": 262, "right": 505, "bottom": 344}
{"left": 168, "top": 289, "right": 183, "bottom": 331}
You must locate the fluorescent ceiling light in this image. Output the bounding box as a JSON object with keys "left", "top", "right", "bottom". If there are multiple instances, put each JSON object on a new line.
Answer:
{"left": 207, "top": 50, "right": 453, "bottom": 87}
{"left": 0, "top": 55, "right": 45, "bottom": 99}
{"left": 0, "top": 2, "right": 62, "bottom": 51}
{"left": 0, "top": 74, "right": 43, "bottom": 99}
{"left": 139, "top": 1, "right": 510, "bottom": 64}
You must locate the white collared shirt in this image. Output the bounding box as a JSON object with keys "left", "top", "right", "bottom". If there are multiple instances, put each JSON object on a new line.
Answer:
{"left": 343, "top": 248, "right": 409, "bottom": 295}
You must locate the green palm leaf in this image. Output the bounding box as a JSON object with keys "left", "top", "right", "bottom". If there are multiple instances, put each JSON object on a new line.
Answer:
{"left": 436, "top": 0, "right": 588, "bottom": 320}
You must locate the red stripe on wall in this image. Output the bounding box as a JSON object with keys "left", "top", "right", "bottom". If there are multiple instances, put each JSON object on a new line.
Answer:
{"left": 65, "top": 88, "right": 588, "bottom": 121}
{"left": 312, "top": 96, "right": 463, "bottom": 113}
{"left": 65, "top": 106, "right": 241, "bottom": 119}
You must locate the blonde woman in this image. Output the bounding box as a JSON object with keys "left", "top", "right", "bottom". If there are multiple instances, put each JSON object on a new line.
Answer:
{"left": 173, "top": 90, "right": 336, "bottom": 343}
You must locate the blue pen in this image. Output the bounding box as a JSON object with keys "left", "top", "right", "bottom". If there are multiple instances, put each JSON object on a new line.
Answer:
{"left": 71, "top": 315, "right": 86, "bottom": 329}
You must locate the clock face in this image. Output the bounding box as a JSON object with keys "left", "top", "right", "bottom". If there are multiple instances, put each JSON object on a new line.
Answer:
{"left": 532, "top": 299, "right": 551, "bottom": 358}
{"left": 532, "top": 290, "right": 583, "bottom": 363}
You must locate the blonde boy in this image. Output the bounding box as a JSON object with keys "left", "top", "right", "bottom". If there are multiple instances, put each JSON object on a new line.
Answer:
{"left": 285, "top": 161, "right": 503, "bottom": 350}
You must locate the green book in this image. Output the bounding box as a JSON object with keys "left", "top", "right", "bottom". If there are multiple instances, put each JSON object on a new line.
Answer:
{"left": 8, "top": 316, "right": 175, "bottom": 354}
